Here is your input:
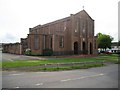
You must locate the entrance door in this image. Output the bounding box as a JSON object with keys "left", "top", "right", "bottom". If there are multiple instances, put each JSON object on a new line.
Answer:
{"left": 90, "top": 43, "right": 93, "bottom": 54}
{"left": 74, "top": 42, "right": 78, "bottom": 54}
{"left": 82, "top": 42, "right": 86, "bottom": 54}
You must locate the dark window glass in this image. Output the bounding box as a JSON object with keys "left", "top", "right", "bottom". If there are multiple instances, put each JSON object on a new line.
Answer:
{"left": 59, "top": 36, "right": 64, "bottom": 48}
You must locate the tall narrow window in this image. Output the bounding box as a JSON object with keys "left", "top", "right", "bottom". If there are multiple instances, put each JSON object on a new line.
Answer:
{"left": 59, "top": 36, "right": 64, "bottom": 48}
{"left": 43, "top": 35, "right": 46, "bottom": 49}
{"left": 82, "top": 21, "right": 86, "bottom": 37}
{"left": 34, "top": 34, "right": 39, "bottom": 49}
{"left": 64, "top": 21, "right": 66, "bottom": 31}
{"left": 74, "top": 19, "right": 79, "bottom": 37}
{"left": 50, "top": 36, "right": 52, "bottom": 49}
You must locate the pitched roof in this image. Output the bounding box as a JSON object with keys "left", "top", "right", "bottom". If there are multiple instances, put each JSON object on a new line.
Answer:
{"left": 31, "top": 9, "right": 94, "bottom": 29}
{"left": 76, "top": 10, "right": 94, "bottom": 21}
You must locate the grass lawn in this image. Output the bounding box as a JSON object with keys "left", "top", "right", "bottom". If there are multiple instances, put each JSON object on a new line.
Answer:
{"left": 2, "top": 54, "right": 118, "bottom": 69}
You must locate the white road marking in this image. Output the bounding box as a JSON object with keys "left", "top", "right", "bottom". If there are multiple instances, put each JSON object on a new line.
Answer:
{"left": 60, "top": 79, "right": 71, "bottom": 82}
{"left": 36, "top": 72, "right": 44, "bottom": 74}
{"left": 61, "top": 73, "right": 104, "bottom": 82}
{"left": 10, "top": 74, "right": 23, "bottom": 76}
{"left": 99, "top": 73, "right": 104, "bottom": 75}
{"left": 14, "top": 86, "right": 19, "bottom": 88}
{"left": 35, "top": 83, "right": 43, "bottom": 86}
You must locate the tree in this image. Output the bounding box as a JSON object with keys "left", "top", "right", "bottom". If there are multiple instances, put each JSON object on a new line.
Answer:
{"left": 97, "top": 33, "right": 113, "bottom": 51}
{"left": 118, "top": 41, "right": 120, "bottom": 46}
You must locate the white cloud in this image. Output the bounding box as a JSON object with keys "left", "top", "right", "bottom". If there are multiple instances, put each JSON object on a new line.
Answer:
{"left": 118, "top": 1, "right": 120, "bottom": 41}
{"left": 0, "top": 0, "right": 119, "bottom": 43}
{"left": 1, "top": 33, "right": 20, "bottom": 43}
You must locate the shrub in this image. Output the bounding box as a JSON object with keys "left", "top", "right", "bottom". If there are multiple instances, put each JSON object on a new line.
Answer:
{"left": 2, "top": 50, "right": 7, "bottom": 53}
{"left": 81, "top": 50, "right": 88, "bottom": 54}
{"left": 43, "top": 48, "right": 53, "bottom": 56}
{"left": 25, "top": 48, "right": 31, "bottom": 55}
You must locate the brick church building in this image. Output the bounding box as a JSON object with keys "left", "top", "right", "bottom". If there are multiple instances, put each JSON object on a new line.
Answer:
{"left": 23, "top": 9, "right": 98, "bottom": 55}
{"left": 3, "top": 10, "right": 98, "bottom": 55}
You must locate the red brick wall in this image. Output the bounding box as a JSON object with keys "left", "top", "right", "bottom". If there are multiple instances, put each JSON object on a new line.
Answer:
{"left": 3, "top": 43, "right": 22, "bottom": 55}
{"left": 26, "top": 10, "right": 98, "bottom": 55}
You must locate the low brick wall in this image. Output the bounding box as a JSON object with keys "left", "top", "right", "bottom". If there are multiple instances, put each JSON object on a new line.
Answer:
{"left": 38, "top": 60, "right": 119, "bottom": 69}
{"left": 2, "top": 43, "right": 22, "bottom": 55}
{"left": 38, "top": 61, "right": 104, "bottom": 69}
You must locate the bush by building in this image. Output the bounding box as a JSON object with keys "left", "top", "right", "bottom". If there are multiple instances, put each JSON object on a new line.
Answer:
{"left": 43, "top": 48, "right": 53, "bottom": 56}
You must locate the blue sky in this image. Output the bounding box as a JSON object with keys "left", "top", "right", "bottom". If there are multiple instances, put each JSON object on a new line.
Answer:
{"left": 0, "top": 0, "right": 119, "bottom": 43}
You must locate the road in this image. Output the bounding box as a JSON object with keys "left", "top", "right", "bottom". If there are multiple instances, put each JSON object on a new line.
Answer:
{"left": 2, "top": 64, "right": 118, "bottom": 88}
{"left": 1, "top": 52, "right": 62, "bottom": 61}
{"left": 0, "top": 51, "right": 2, "bottom": 61}
{"left": 2, "top": 52, "right": 46, "bottom": 61}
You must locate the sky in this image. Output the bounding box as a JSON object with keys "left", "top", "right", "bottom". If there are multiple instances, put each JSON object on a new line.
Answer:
{"left": 118, "top": 1, "right": 120, "bottom": 41}
{"left": 0, "top": 0, "right": 119, "bottom": 43}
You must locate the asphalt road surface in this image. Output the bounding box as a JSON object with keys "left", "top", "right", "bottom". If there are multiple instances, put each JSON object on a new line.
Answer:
{"left": 0, "top": 51, "right": 2, "bottom": 61}
{"left": 2, "top": 64, "right": 118, "bottom": 88}
{"left": 2, "top": 52, "right": 46, "bottom": 61}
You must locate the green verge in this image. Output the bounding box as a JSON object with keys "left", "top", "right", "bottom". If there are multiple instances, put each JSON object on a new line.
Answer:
{"left": 115, "top": 62, "right": 120, "bottom": 64}
{"left": 33, "top": 64, "right": 104, "bottom": 71}
{"left": 0, "top": 62, "right": 2, "bottom": 68}
{"left": 2, "top": 54, "right": 118, "bottom": 68}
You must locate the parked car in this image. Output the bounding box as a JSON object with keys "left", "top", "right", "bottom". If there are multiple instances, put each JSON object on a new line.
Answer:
{"left": 105, "top": 51, "right": 112, "bottom": 54}
{"left": 99, "top": 50, "right": 112, "bottom": 54}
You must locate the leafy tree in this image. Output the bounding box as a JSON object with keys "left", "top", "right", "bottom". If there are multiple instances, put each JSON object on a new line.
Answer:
{"left": 118, "top": 41, "right": 120, "bottom": 46}
{"left": 97, "top": 33, "right": 113, "bottom": 51}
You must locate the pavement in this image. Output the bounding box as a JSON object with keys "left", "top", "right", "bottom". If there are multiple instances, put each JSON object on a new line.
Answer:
{"left": 1, "top": 52, "right": 64, "bottom": 61}
{"left": 1, "top": 52, "right": 98, "bottom": 62}
{"left": 2, "top": 64, "right": 119, "bottom": 88}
